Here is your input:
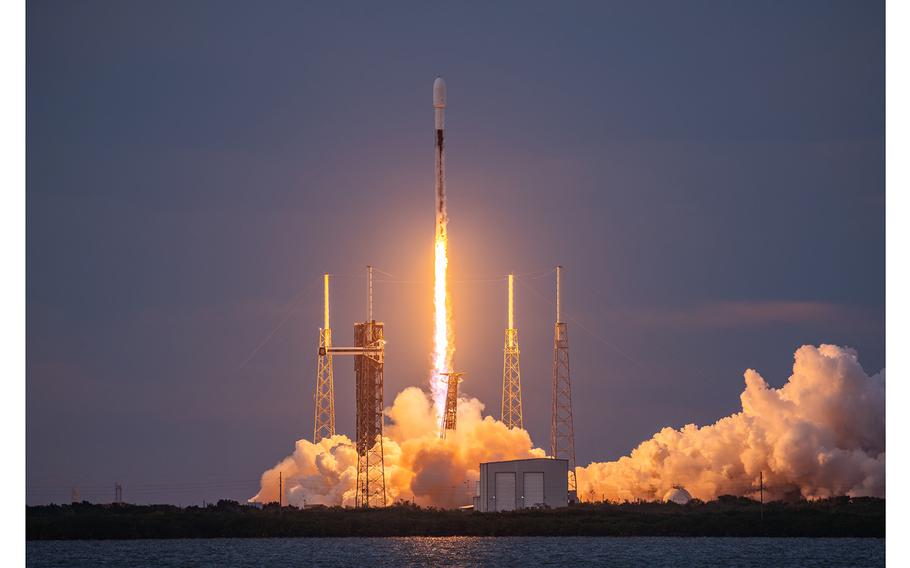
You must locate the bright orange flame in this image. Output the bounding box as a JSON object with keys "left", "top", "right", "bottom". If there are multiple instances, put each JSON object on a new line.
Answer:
{"left": 431, "top": 222, "right": 453, "bottom": 424}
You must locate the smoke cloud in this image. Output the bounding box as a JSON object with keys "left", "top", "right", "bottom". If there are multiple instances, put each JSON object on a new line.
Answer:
{"left": 253, "top": 344, "right": 884, "bottom": 506}
{"left": 251, "top": 387, "right": 544, "bottom": 508}
{"left": 576, "top": 344, "right": 885, "bottom": 502}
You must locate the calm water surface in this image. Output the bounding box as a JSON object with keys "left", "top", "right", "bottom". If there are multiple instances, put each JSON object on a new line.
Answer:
{"left": 27, "top": 537, "right": 884, "bottom": 567}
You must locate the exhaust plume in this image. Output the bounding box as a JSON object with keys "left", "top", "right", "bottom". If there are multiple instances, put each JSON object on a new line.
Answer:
{"left": 253, "top": 344, "right": 884, "bottom": 507}
{"left": 576, "top": 344, "right": 885, "bottom": 502}
{"left": 252, "top": 387, "right": 544, "bottom": 508}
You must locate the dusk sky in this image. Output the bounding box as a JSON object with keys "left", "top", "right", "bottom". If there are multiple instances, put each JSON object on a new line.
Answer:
{"left": 27, "top": 1, "right": 884, "bottom": 505}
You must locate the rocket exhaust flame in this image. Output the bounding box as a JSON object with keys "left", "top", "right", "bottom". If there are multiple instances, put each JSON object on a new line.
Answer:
{"left": 431, "top": 233, "right": 451, "bottom": 421}
{"left": 431, "top": 77, "right": 453, "bottom": 425}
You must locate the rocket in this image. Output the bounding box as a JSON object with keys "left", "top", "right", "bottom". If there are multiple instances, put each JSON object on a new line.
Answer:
{"left": 433, "top": 77, "right": 447, "bottom": 234}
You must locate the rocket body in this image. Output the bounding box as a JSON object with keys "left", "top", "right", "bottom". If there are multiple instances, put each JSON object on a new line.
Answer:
{"left": 433, "top": 77, "right": 447, "bottom": 234}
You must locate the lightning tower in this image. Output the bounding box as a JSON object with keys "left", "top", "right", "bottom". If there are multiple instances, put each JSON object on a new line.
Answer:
{"left": 441, "top": 371, "right": 464, "bottom": 436}
{"left": 501, "top": 273, "right": 523, "bottom": 429}
{"left": 551, "top": 266, "right": 578, "bottom": 492}
{"left": 313, "top": 273, "right": 335, "bottom": 443}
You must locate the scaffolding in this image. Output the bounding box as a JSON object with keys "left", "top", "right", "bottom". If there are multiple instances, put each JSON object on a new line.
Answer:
{"left": 501, "top": 273, "right": 523, "bottom": 429}
{"left": 353, "top": 320, "right": 386, "bottom": 507}
{"left": 441, "top": 371, "right": 464, "bottom": 436}
{"left": 551, "top": 266, "right": 578, "bottom": 492}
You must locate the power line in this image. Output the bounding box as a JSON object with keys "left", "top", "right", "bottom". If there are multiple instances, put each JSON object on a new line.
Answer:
{"left": 236, "top": 278, "right": 320, "bottom": 371}
{"left": 517, "top": 278, "right": 639, "bottom": 366}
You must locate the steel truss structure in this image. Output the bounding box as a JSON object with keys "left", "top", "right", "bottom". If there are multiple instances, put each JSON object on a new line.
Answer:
{"left": 501, "top": 274, "right": 523, "bottom": 429}
{"left": 314, "top": 274, "right": 335, "bottom": 443}
{"left": 551, "top": 266, "right": 578, "bottom": 492}
{"left": 353, "top": 321, "right": 386, "bottom": 508}
{"left": 442, "top": 371, "right": 464, "bottom": 436}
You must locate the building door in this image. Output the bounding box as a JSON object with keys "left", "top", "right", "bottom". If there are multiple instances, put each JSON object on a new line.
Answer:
{"left": 523, "top": 472, "right": 544, "bottom": 508}
{"left": 494, "top": 472, "right": 516, "bottom": 511}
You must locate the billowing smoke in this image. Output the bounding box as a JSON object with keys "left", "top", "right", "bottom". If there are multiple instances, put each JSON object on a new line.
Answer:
{"left": 576, "top": 344, "right": 885, "bottom": 502}
{"left": 253, "top": 344, "right": 884, "bottom": 506}
{"left": 251, "top": 387, "right": 544, "bottom": 507}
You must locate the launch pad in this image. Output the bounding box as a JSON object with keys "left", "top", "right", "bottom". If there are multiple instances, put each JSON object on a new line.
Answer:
{"left": 313, "top": 268, "right": 388, "bottom": 508}
{"left": 304, "top": 79, "right": 579, "bottom": 507}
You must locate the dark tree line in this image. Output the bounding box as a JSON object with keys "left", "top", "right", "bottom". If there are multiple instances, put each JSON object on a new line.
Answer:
{"left": 26, "top": 496, "right": 884, "bottom": 540}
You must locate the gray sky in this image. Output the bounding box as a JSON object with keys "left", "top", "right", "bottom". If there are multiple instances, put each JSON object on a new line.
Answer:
{"left": 27, "top": 0, "right": 884, "bottom": 505}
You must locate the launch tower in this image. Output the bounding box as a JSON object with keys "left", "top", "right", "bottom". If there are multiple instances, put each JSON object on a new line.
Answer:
{"left": 317, "top": 267, "right": 387, "bottom": 507}
{"left": 353, "top": 318, "right": 386, "bottom": 507}
{"left": 551, "top": 266, "right": 578, "bottom": 492}
{"left": 353, "top": 266, "right": 386, "bottom": 507}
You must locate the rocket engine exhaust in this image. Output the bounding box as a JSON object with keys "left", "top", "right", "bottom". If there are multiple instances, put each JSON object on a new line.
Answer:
{"left": 253, "top": 344, "right": 883, "bottom": 508}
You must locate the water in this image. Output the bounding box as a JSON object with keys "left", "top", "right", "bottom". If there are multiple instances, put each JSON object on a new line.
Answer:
{"left": 27, "top": 537, "right": 884, "bottom": 567}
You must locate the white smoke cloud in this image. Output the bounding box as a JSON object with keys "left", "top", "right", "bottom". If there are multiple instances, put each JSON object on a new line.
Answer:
{"left": 251, "top": 386, "right": 545, "bottom": 508}
{"left": 253, "top": 344, "right": 884, "bottom": 506}
{"left": 576, "top": 344, "right": 885, "bottom": 502}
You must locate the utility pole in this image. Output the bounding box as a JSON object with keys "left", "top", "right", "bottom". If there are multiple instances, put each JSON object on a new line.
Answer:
{"left": 760, "top": 471, "right": 764, "bottom": 521}
{"left": 279, "top": 471, "right": 283, "bottom": 507}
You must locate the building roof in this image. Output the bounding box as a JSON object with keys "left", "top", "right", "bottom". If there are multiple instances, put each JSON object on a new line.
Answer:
{"left": 480, "top": 457, "right": 568, "bottom": 466}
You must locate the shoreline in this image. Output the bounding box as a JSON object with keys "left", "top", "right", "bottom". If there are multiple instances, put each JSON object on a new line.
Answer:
{"left": 27, "top": 497, "right": 884, "bottom": 540}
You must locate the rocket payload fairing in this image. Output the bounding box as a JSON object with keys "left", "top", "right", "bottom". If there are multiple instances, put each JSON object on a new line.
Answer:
{"left": 433, "top": 77, "right": 447, "bottom": 236}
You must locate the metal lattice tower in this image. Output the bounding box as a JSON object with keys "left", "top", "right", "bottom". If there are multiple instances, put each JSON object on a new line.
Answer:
{"left": 313, "top": 273, "right": 335, "bottom": 443}
{"left": 441, "top": 372, "right": 464, "bottom": 436}
{"left": 354, "top": 266, "right": 387, "bottom": 507}
{"left": 354, "top": 320, "right": 386, "bottom": 507}
{"left": 501, "top": 273, "right": 523, "bottom": 429}
{"left": 318, "top": 267, "right": 386, "bottom": 507}
{"left": 551, "top": 266, "right": 577, "bottom": 492}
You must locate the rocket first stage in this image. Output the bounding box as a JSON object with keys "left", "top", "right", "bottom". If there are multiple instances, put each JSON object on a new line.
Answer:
{"left": 434, "top": 77, "right": 447, "bottom": 234}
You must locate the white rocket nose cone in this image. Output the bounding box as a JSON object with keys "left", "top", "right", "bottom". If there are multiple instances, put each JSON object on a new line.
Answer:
{"left": 433, "top": 77, "right": 446, "bottom": 108}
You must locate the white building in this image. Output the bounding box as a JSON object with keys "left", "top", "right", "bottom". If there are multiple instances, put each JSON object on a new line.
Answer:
{"left": 663, "top": 486, "right": 692, "bottom": 504}
{"left": 474, "top": 458, "right": 568, "bottom": 512}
